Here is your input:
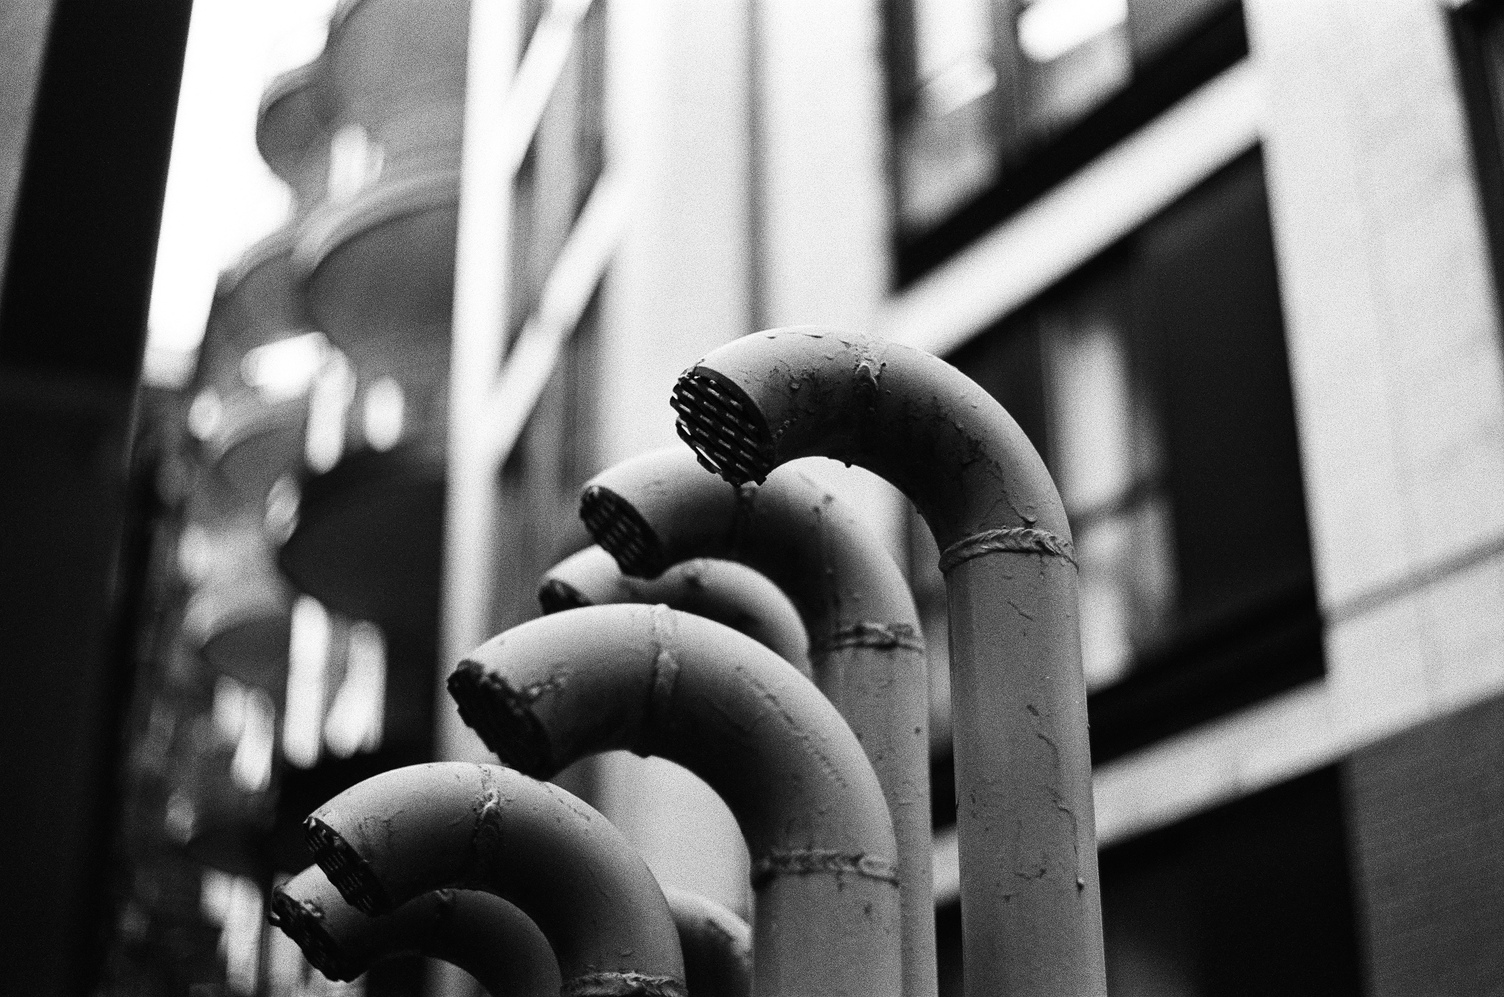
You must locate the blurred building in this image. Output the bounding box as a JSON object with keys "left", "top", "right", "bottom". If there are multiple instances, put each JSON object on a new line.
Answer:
{"left": 4, "top": 1, "right": 1504, "bottom": 996}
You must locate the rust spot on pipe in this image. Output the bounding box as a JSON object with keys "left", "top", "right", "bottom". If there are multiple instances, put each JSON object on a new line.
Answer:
{"left": 936, "top": 526, "right": 1077, "bottom": 574}
{"left": 561, "top": 971, "right": 689, "bottom": 997}
{"left": 749, "top": 849, "right": 900, "bottom": 889}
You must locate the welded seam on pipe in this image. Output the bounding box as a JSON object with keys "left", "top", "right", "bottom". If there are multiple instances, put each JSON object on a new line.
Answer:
{"left": 646, "top": 604, "right": 681, "bottom": 747}
{"left": 560, "top": 971, "right": 689, "bottom": 997}
{"left": 937, "top": 526, "right": 1077, "bottom": 574}
{"left": 749, "top": 848, "right": 901, "bottom": 889}
{"left": 820, "top": 620, "right": 924, "bottom": 653}
{"left": 469, "top": 783, "right": 507, "bottom": 885}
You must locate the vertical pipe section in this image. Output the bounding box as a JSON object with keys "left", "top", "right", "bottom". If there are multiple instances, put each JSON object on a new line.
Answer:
{"left": 664, "top": 887, "right": 752, "bottom": 997}
{"left": 579, "top": 447, "right": 935, "bottom": 997}
{"left": 305, "top": 762, "right": 687, "bottom": 996}
{"left": 670, "top": 327, "right": 1105, "bottom": 997}
{"left": 539, "top": 545, "right": 811, "bottom": 677}
{"left": 271, "top": 867, "right": 561, "bottom": 996}
{"left": 448, "top": 604, "right": 902, "bottom": 997}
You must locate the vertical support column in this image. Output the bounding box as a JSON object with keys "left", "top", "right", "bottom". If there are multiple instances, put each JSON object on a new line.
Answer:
{"left": 440, "top": 0, "right": 522, "bottom": 765}
{"left": 0, "top": 2, "right": 192, "bottom": 993}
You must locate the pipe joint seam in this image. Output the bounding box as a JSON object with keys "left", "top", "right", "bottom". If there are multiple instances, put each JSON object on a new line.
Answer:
{"left": 821, "top": 620, "right": 924, "bottom": 654}
{"left": 561, "top": 971, "right": 690, "bottom": 997}
{"left": 749, "top": 848, "right": 900, "bottom": 890}
{"left": 937, "top": 526, "right": 1077, "bottom": 574}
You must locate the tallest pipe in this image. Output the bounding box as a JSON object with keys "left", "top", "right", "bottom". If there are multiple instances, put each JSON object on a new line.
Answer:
{"left": 671, "top": 327, "right": 1106, "bottom": 996}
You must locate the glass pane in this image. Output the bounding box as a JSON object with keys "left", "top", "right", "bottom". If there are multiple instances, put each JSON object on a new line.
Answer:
{"left": 895, "top": 0, "right": 1002, "bottom": 232}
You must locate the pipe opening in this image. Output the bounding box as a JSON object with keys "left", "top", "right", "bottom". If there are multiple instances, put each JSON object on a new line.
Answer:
{"left": 581, "top": 485, "right": 668, "bottom": 577}
{"left": 268, "top": 889, "right": 350, "bottom": 981}
{"left": 670, "top": 369, "right": 773, "bottom": 486}
{"left": 304, "top": 816, "right": 393, "bottom": 915}
{"left": 538, "top": 577, "right": 592, "bottom": 615}
{"left": 447, "top": 662, "right": 554, "bottom": 776}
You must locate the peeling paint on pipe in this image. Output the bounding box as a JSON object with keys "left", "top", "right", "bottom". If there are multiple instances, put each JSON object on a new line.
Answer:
{"left": 304, "top": 762, "right": 687, "bottom": 996}
{"left": 539, "top": 545, "right": 811, "bottom": 678}
{"left": 664, "top": 886, "right": 752, "bottom": 997}
{"left": 448, "top": 604, "right": 902, "bottom": 997}
{"left": 670, "top": 327, "right": 1106, "bottom": 997}
{"left": 269, "top": 865, "right": 560, "bottom": 996}
{"left": 580, "top": 447, "right": 935, "bottom": 997}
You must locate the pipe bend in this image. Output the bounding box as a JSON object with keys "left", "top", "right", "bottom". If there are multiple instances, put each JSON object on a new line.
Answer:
{"left": 449, "top": 603, "right": 902, "bottom": 997}
{"left": 580, "top": 447, "right": 920, "bottom": 660}
{"left": 670, "top": 326, "right": 1070, "bottom": 553}
{"left": 579, "top": 447, "right": 935, "bottom": 997}
{"left": 304, "top": 762, "right": 686, "bottom": 996}
{"left": 673, "top": 327, "right": 1105, "bottom": 996}
{"left": 539, "top": 546, "right": 811, "bottom": 677}
{"left": 664, "top": 887, "right": 752, "bottom": 997}
{"left": 450, "top": 605, "right": 893, "bottom": 862}
{"left": 271, "top": 866, "right": 560, "bottom": 996}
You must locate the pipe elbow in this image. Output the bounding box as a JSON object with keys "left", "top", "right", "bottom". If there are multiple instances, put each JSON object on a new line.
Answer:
{"left": 448, "top": 604, "right": 896, "bottom": 872}
{"left": 671, "top": 326, "right": 1071, "bottom": 559}
{"left": 580, "top": 446, "right": 921, "bottom": 657}
{"left": 539, "top": 546, "right": 811, "bottom": 676}
{"left": 304, "top": 762, "right": 685, "bottom": 995}
{"left": 270, "top": 867, "right": 560, "bottom": 995}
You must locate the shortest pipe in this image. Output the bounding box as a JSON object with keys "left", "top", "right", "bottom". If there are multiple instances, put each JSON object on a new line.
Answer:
{"left": 306, "top": 762, "right": 687, "bottom": 997}
{"left": 664, "top": 887, "right": 752, "bottom": 997}
{"left": 270, "top": 866, "right": 559, "bottom": 996}
{"left": 540, "top": 546, "right": 811, "bottom": 677}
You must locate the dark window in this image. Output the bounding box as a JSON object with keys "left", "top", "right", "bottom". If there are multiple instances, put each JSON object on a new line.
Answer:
{"left": 917, "top": 148, "right": 1321, "bottom": 773}
{"left": 933, "top": 768, "right": 1363, "bottom": 997}
{"left": 884, "top": 0, "right": 1246, "bottom": 284}
{"left": 1453, "top": 0, "right": 1504, "bottom": 317}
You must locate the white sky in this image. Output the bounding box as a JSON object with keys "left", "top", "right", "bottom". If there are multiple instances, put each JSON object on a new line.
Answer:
{"left": 144, "top": 0, "right": 340, "bottom": 387}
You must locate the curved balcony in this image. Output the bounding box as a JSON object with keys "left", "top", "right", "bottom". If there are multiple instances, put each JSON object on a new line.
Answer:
{"left": 255, "top": 59, "right": 331, "bottom": 210}
{"left": 324, "top": 0, "right": 468, "bottom": 148}
{"left": 278, "top": 443, "right": 444, "bottom": 638}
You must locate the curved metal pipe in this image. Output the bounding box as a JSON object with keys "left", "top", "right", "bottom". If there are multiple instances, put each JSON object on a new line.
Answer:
{"left": 270, "top": 866, "right": 560, "bottom": 996}
{"left": 304, "top": 762, "right": 687, "bottom": 996}
{"left": 670, "top": 327, "right": 1105, "bottom": 997}
{"left": 664, "top": 887, "right": 751, "bottom": 997}
{"left": 448, "top": 604, "right": 902, "bottom": 997}
{"left": 539, "top": 545, "right": 811, "bottom": 678}
{"left": 580, "top": 447, "right": 935, "bottom": 997}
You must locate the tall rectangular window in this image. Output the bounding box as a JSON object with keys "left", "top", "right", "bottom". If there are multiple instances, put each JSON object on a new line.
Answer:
{"left": 885, "top": 0, "right": 1246, "bottom": 283}
{"left": 917, "top": 148, "right": 1320, "bottom": 768}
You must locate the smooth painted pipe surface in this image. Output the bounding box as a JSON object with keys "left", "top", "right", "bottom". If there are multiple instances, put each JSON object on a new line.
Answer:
{"left": 664, "top": 887, "right": 752, "bottom": 997}
{"left": 270, "top": 866, "right": 560, "bottom": 995}
{"left": 670, "top": 327, "right": 1105, "bottom": 997}
{"left": 305, "top": 762, "right": 687, "bottom": 996}
{"left": 580, "top": 447, "right": 935, "bottom": 997}
{"left": 539, "top": 545, "right": 811, "bottom": 678}
{"left": 448, "top": 604, "right": 902, "bottom": 997}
